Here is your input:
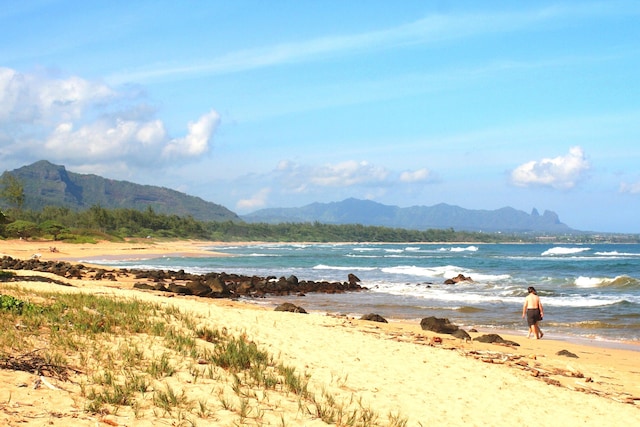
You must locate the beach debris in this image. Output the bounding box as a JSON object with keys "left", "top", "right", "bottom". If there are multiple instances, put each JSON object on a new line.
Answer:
{"left": 556, "top": 349, "right": 579, "bottom": 358}
{"left": 360, "top": 313, "right": 388, "bottom": 323}
{"left": 429, "top": 336, "right": 443, "bottom": 346}
{"left": 274, "top": 302, "right": 307, "bottom": 313}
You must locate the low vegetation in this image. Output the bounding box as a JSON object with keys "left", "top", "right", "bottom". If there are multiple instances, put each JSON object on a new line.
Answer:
{"left": 0, "top": 283, "right": 409, "bottom": 426}
{"left": 2, "top": 204, "right": 630, "bottom": 243}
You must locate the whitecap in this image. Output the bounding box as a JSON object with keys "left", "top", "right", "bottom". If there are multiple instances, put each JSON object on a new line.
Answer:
{"left": 541, "top": 247, "right": 590, "bottom": 256}
{"left": 574, "top": 276, "right": 609, "bottom": 288}
{"left": 313, "top": 264, "right": 377, "bottom": 271}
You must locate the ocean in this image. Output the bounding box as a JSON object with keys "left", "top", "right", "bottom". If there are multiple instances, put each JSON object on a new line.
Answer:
{"left": 88, "top": 242, "right": 640, "bottom": 349}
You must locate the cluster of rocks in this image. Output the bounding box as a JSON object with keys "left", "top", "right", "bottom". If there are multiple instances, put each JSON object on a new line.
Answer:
{"left": 443, "top": 274, "right": 473, "bottom": 284}
{"left": 420, "top": 315, "right": 519, "bottom": 346}
{"left": 0, "top": 256, "right": 366, "bottom": 299}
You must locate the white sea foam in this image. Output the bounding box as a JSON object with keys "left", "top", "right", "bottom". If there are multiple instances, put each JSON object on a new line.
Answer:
{"left": 439, "top": 245, "right": 479, "bottom": 253}
{"left": 381, "top": 265, "right": 469, "bottom": 278}
{"left": 312, "top": 264, "right": 377, "bottom": 271}
{"left": 595, "top": 251, "right": 640, "bottom": 257}
{"left": 575, "top": 276, "right": 609, "bottom": 288}
{"left": 541, "top": 247, "right": 590, "bottom": 256}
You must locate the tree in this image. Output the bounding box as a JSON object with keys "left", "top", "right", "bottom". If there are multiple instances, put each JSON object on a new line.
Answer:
{"left": 0, "top": 173, "right": 25, "bottom": 211}
{"left": 39, "top": 220, "right": 69, "bottom": 241}
{"left": 5, "top": 220, "right": 39, "bottom": 240}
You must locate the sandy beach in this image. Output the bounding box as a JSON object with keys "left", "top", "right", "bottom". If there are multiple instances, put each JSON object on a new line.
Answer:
{"left": 1, "top": 239, "right": 639, "bottom": 426}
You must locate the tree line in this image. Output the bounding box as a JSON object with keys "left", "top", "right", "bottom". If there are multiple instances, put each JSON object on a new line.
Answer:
{"left": 0, "top": 203, "right": 518, "bottom": 243}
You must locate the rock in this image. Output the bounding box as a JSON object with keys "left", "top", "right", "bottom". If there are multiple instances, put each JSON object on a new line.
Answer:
{"left": 185, "top": 280, "right": 213, "bottom": 297}
{"left": 205, "top": 276, "right": 230, "bottom": 297}
{"left": 360, "top": 313, "right": 388, "bottom": 323}
{"left": 443, "top": 273, "right": 473, "bottom": 284}
{"left": 556, "top": 349, "right": 579, "bottom": 358}
{"left": 420, "top": 316, "right": 459, "bottom": 334}
{"left": 274, "top": 302, "right": 307, "bottom": 313}
{"left": 473, "top": 333, "right": 519, "bottom": 346}
{"left": 452, "top": 329, "right": 471, "bottom": 341}
{"left": 348, "top": 273, "right": 361, "bottom": 284}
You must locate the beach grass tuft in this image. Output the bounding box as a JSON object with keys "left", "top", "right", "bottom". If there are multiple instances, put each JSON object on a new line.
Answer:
{"left": 0, "top": 284, "right": 405, "bottom": 425}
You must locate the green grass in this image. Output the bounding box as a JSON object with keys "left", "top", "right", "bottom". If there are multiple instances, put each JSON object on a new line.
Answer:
{"left": 0, "top": 283, "right": 406, "bottom": 426}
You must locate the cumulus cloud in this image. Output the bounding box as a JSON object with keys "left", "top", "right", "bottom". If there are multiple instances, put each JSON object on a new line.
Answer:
{"left": 236, "top": 187, "right": 271, "bottom": 210}
{"left": 510, "top": 146, "right": 589, "bottom": 189}
{"left": 400, "top": 168, "right": 431, "bottom": 183}
{"left": 162, "top": 110, "right": 220, "bottom": 158}
{"left": 308, "top": 160, "right": 388, "bottom": 187}
{"left": 0, "top": 66, "right": 219, "bottom": 171}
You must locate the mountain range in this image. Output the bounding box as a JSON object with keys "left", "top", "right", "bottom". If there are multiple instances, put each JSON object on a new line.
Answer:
{"left": 1, "top": 161, "right": 574, "bottom": 233}
{"left": 242, "top": 198, "right": 572, "bottom": 233}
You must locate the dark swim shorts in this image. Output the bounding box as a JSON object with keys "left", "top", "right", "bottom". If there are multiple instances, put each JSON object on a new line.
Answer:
{"left": 526, "top": 308, "right": 542, "bottom": 326}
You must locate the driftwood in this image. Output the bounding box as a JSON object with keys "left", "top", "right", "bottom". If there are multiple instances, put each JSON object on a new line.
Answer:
{"left": 0, "top": 349, "right": 77, "bottom": 381}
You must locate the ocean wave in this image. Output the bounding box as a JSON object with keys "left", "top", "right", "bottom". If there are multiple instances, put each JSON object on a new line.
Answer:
{"left": 574, "top": 275, "right": 640, "bottom": 288}
{"left": 541, "top": 247, "right": 590, "bottom": 256}
{"left": 312, "top": 264, "right": 377, "bottom": 271}
{"left": 439, "top": 245, "right": 479, "bottom": 253}
{"left": 594, "top": 251, "right": 640, "bottom": 257}
{"left": 571, "top": 320, "right": 636, "bottom": 330}
{"left": 381, "top": 265, "right": 469, "bottom": 278}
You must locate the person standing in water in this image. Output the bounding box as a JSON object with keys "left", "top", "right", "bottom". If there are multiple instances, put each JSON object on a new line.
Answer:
{"left": 522, "top": 286, "right": 544, "bottom": 339}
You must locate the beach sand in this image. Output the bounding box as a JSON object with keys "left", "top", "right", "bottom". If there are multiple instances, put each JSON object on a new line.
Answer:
{"left": 1, "top": 239, "right": 639, "bottom": 426}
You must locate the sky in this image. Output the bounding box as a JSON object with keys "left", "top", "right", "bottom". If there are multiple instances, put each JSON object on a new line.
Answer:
{"left": 1, "top": 1, "right": 639, "bottom": 233}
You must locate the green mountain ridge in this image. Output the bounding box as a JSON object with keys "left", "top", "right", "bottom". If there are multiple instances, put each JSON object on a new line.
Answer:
{"left": 2, "top": 161, "right": 574, "bottom": 233}
{"left": 1, "top": 160, "right": 239, "bottom": 222}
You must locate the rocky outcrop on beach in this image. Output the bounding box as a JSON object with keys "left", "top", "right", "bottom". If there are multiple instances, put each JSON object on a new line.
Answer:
{"left": 443, "top": 274, "right": 473, "bottom": 284}
{"left": 0, "top": 256, "right": 366, "bottom": 299}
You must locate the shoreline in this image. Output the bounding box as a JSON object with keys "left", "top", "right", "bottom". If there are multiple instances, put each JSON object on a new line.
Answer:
{"left": 1, "top": 239, "right": 639, "bottom": 425}
{"left": 3, "top": 238, "right": 639, "bottom": 352}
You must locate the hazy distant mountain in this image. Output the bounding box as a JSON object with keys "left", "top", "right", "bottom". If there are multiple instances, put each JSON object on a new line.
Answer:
{"left": 1, "top": 160, "right": 239, "bottom": 222}
{"left": 242, "top": 198, "right": 573, "bottom": 233}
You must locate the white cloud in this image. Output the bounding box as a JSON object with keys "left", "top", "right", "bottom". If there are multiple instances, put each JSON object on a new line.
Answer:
{"left": 162, "top": 110, "right": 220, "bottom": 158}
{"left": 510, "top": 146, "right": 590, "bottom": 189}
{"left": 44, "top": 118, "right": 168, "bottom": 162}
{"left": 110, "top": 3, "right": 632, "bottom": 84}
{"left": 0, "top": 67, "right": 219, "bottom": 171}
{"left": 400, "top": 168, "right": 431, "bottom": 183}
{"left": 236, "top": 187, "right": 271, "bottom": 211}
{"left": 619, "top": 181, "right": 640, "bottom": 194}
{"left": 309, "top": 160, "right": 388, "bottom": 187}
{"left": 0, "top": 67, "right": 115, "bottom": 125}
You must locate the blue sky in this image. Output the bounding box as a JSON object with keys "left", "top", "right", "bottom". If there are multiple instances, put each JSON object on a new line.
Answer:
{"left": 1, "top": 1, "right": 639, "bottom": 233}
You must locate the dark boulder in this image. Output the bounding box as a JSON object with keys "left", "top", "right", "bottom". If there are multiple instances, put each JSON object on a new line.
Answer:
{"left": 205, "top": 276, "right": 230, "bottom": 297}
{"left": 167, "top": 283, "right": 192, "bottom": 295}
{"left": 348, "top": 273, "right": 361, "bottom": 285}
{"left": 186, "top": 280, "right": 213, "bottom": 297}
{"left": 473, "top": 334, "right": 519, "bottom": 346}
{"left": 420, "top": 316, "right": 459, "bottom": 334}
{"left": 443, "top": 273, "right": 473, "bottom": 285}
{"left": 451, "top": 329, "right": 471, "bottom": 341}
{"left": 360, "top": 313, "right": 388, "bottom": 323}
{"left": 274, "top": 302, "right": 307, "bottom": 313}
